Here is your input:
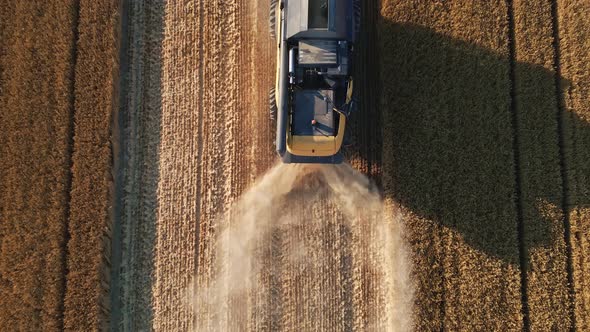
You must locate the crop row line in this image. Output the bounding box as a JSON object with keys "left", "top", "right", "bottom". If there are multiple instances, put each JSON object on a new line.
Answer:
{"left": 506, "top": 0, "right": 530, "bottom": 330}
{"left": 550, "top": 0, "right": 577, "bottom": 330}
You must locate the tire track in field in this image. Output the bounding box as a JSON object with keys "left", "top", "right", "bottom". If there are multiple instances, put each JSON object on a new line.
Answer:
{"left": 506, "top": 2, "right": 531, "bottom": 329}
{"left": 555, "top": 1, "right": 590, "bottom": 328}
{"left": 115, "top": 2, "right": 164, "bottom": 330}
{"left": 509, "top": 1, "right": 573, "bottom": 330}
{"left": 550, "top": 1, "right": 577, "bottom": 328}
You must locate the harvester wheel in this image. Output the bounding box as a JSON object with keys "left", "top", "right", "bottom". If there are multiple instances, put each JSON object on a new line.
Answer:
{"left": 269, "top": 0, "right": 278, "bottom": 39}
{"left": 349, "top": 95, "right": 359, "bottom": 114}
{"left": 342, "top": 117, "right": 358, "bottom": 153}
{"left": 269, "top": 88, "right": 278, "bottom": 121}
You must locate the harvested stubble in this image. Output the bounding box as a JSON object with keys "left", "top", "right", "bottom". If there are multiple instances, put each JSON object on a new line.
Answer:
{"left": 112, "top": 0, "right": 252, "bottom": 330}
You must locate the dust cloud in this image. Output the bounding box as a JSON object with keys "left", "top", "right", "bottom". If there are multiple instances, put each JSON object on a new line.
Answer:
{"left": 189, "top": 163, "right": 414, "bottom": 331}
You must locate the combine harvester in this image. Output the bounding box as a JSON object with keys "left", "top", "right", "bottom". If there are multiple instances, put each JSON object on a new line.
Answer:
{"left": 270, "top": 0, "right": 360, "bottom": 164}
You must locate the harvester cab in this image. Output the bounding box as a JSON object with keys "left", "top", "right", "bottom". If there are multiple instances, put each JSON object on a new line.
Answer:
{"left": 270, "top": 0, "right": 360, "bottom": 164}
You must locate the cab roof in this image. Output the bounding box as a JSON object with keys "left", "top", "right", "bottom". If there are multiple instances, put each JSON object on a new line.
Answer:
{"left": 285, "top": 0, "right": 354, "bottom": 41}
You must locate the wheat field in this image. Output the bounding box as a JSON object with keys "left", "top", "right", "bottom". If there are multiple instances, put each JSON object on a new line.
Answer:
{"left": 0, "top": 0, "right": 588, "bottom": 331}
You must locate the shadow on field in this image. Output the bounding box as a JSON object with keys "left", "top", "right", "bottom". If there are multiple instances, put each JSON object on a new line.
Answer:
{"left": 345, "top": 0, "right": 383, "bottom": 185}
{"left": 370, "top": 21, "right": 588, "bottom": 265}
{"left": 110, "top": 2, "right": 164, "bottom": 331}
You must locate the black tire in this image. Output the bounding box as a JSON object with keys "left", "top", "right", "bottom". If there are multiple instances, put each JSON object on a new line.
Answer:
{"left": 269, "top": 87, "right": 277, "bottom": 121}
{"left": 344, "top": 92, "right": 359, "bottom": 116}
{"left": 342, "top": 95, "right": 358, "bottom": 148}
{"left": 341, "top": 119, "right": 357, "bottom": 156}
{"left": 349, "top": 96, "right": 359, "bottom": 114}
{"left": 269, "top": 0, "right": 278, "bottom": 39}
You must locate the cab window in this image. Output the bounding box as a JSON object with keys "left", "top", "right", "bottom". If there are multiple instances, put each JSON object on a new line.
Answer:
{"left": 309, "top": 0, "right": 329, "bottom": 29}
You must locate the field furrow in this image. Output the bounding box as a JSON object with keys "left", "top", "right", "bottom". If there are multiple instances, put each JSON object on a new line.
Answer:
{"left": 556, "top": 0, "right": 590, "bottom": 329}
{"left": 0, "top": 2, "right": 77, "bottom": 330}
{"left": 113, "top": 1, "right": 164, "bottom": 330}
{"left": 511, "top": 0, "right": 573, "bottom": 330}
{"left": 63, "top": 0, "right": 121, "bottom": 330}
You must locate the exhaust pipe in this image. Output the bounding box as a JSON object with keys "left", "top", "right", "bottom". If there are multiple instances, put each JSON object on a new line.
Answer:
{"left": 289, "top": 47, "right": 297, "bottom": 84}
{"left": 276, "top": 0, "right": 289, "bottom": 156}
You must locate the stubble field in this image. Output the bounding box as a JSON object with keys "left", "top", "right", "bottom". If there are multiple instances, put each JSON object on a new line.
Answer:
{"left": 0, "top": 0, "right": 588, "bottom": 331}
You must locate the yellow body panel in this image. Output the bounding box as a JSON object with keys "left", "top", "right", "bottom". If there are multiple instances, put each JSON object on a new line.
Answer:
{"left": 286, "top": 113, "right": 346, "bottom": 156}
{"left": 274, "top": 4, "right": 281, "bottom": 104}
{"left": 346, "top": 78, "right": 353, "bottom": 103}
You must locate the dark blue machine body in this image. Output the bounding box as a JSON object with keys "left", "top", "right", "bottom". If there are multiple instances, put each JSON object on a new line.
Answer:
{"left": 274, "top": 0, "right": 358, "bottom": 164}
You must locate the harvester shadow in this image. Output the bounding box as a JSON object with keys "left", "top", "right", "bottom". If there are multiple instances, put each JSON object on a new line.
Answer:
{"left": 352, "top": 20, "right": 589, "bottom": 266}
